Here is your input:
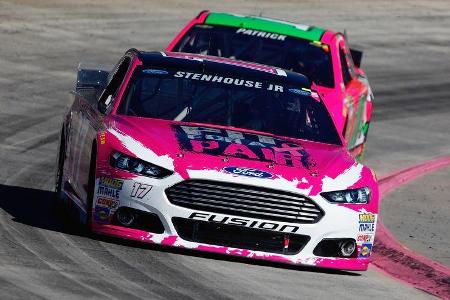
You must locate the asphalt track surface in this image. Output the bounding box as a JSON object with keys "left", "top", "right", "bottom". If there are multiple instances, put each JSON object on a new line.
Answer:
{"left": 0, "top": 0, "right": 449, "bottom": 299}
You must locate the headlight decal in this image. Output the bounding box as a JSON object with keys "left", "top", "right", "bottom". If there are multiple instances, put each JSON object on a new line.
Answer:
{"left": 321, "top": 187, "right": 370, "bottom": 204}
{"left": 110, "top": 151, "right": 173, "bottom": 178}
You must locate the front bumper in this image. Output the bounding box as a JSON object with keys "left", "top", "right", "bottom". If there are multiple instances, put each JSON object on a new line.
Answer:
{"left": 91, "top": 170, "right": 376, "bottom": 271}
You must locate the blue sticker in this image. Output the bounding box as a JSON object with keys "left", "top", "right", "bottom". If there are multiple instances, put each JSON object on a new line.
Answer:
{"left": 223, "top": 167, "right": 273, "bottom": 179}
{"left": 143, "top": 69, "right": 169, "bottom": 75}
{"left": 358, "top": 243, "right": 373, "bottom": 258}
{"left": 288, "top": 88, "right": 310, "bottom": 96}
{"left": 94, "top": 206, "right": 110, "bottom": 224}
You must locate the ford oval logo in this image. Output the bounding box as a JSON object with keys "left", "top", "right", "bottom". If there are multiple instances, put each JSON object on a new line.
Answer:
{"left": 223, "top": 167, "right": 273, "bottom": 179}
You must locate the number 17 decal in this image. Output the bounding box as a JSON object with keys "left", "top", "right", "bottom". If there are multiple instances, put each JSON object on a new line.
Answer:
{"left": 130, "top": 182, "right": 152, "bottom": 199}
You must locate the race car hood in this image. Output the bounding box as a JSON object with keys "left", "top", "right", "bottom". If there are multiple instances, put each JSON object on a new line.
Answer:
{"left": 106, "top": 115, "right": 371, "bottom": 196}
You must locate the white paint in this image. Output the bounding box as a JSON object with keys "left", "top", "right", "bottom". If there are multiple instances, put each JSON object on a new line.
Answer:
{"left": 321, "top": 163, "right": 364, "bottom": 192}
{"left": 108, "top": 128, "right": 174, "bottom": 170}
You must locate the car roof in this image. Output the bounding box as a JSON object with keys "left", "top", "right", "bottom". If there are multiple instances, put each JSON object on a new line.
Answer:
{"left": 135, "top": 50, "right": 311, "bottom": 89}
{"left": 202, "top": 12, "right": 327, "bottom": 42}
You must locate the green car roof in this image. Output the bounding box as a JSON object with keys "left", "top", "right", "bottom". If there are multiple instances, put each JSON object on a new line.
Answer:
{"left": 204, "top": 12, "right": 326, "bottom": 42}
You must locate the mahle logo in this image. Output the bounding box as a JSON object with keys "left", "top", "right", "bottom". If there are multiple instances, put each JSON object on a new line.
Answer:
{"left": 224, "top": 166, "right": 273, "bottom": 179}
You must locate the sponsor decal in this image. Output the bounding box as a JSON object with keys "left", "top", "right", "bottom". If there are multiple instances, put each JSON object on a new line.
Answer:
{"left": 173, "top": 71, "right": 285, "bottom": 92}
{"left": 359, "top": 223, "right": 375, "bottom": 232}
{"left": 175, "top": 125, "right": 317, "bottom": 173}
{"left": 359, "top": 213, "right": 376, "bottom": 223}
{"left": 130, "top": 182, "right": 152, "bottom": 199}
{"left": 358, "top": 213, "right": 376, "bottom": 232}
{"left": 357, "top": 233, "right": 374, "bottom": 243}
{"left": 99, "top": 132, "right": 106, "bottom": 145}
{"left": 94, "top": 206, "right": 110, "bottom": 223}
{"left": 223, "top": 166, "right": 273, "bottom": 179}
{"left": 97, "top": 186, "right": 120, "bottom": 199}
{"left": 143, "top": 69, "right": 169, "bottom": 75}
{"left": 235, "top": 28, "right": 287, "bottom": 41}
{"left": 97, "top": 177, "right": 123, "bottom": 199}
{"left": 99, "top": 177, "right": 123, "bottom": 190}
{"left": 96, "top": 198, "right": 119, "bottom": 209}
{"left": 188, "top": 212, "right": 299, "bottom": 233}
{"left": 288, "top": 88, "right": 311, "bottom": 97}
{"left": 358, "top": 243, "right": 372, "bottom": 258}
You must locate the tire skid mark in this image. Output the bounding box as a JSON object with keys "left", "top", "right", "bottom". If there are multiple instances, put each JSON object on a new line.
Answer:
{"left": 56, "top": 233, "right": 164, "bottom": 300}
{"left": 0, "top": 215, "right": 113, "bottom": 299}
{"left": 18, "top": 130, "right": 59, "bottom": 153}
{"left": 96, "top": 240, "right": 232, "bottom": 300}
{"left": 38, "top": 232, "right": 147, "bottom": 300}
{"left": 0, "top": 232, "right": 94, "bottom": 298}
{"left": 4, "top": 156, "right": 55, "bottom": 187}
{"left": 0, "top": 273, "right": 48, "bottom": 300}
{"left": 373, "top": 155, "right": 450, "bottom": 299}
{"left": 0, "top": 111, "right": 59, "bottom": 141}
{"left": 90, "top": 242, "right": 194, "bottom": 300}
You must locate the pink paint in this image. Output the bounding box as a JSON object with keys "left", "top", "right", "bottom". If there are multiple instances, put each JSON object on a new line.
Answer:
{"left": 161, "top": 235, "right": 178, "bottom": 246}
{"left": 315, "top": 256, "right": 369, "bottom": 271}
{"left": 111, "top": 58, "right": 143, "bottom": 114}
{"left": 166, "top": 11, "right": 210, "bottom": 51}
{"left": 373, "top": 155, "right": 450, "bottom": 298}
{"left": 105, "top": 116, "right": 376, "bottom": 202}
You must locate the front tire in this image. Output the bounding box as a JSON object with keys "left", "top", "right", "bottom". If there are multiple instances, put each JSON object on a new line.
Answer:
{"left": 54, "top": 129, "right": 66, "bottom": 208}
{"left": 55, "top": 128, "right": 66, "bottom": 200}
{"left": 85, "top": 142, "right": 97, "bottom": 230}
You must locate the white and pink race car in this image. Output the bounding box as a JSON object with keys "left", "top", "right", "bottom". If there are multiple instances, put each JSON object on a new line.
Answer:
{"left": 56, "top": 50, "right": 379, "bottom": 271}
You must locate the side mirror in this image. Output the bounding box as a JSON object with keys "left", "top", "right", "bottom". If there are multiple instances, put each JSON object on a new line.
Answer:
{"left": 350, "top": 48, "right": 363, "bottom": 68}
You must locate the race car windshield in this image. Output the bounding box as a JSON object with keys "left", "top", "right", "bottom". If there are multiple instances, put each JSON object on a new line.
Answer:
{"left": 118, "top": 67, "right": 341, "bottom": 145}
{"left": 173, "top": 24, "right": 334, "bottom": 88}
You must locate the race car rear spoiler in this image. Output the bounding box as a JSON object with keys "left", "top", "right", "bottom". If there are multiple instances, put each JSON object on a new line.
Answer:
{"left": 76, "top": 63, "right": 111, "bottom": 90}
{"left": 75, "top": 63, "right": 112, "bottom": 102}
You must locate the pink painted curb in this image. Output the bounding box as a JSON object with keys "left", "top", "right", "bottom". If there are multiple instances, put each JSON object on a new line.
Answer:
{"left": 372, "top": 155, "right": 450, "bottom": 299}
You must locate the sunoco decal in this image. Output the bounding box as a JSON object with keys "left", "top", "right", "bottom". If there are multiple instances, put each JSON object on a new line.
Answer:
{"left": 174, "top": 125, "right": 317, "bottom": 172}
{"left": 358, "top": 243, "right": 373, "bottom": 258}
{"left": 94, "top": 206, "right": 110, "bottom": 224}
{"left": 224, "top": 166, "right": 273, "bottom": 179}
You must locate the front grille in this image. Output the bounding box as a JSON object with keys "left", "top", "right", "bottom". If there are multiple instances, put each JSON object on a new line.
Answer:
{"left": 166, "top": 180, "right": 323, "bottom": 224}
{"left": 173, "top": 217, "right": 310, "bottom": 255}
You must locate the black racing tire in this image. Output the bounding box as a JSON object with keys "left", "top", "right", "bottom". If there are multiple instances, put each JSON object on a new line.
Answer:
{"left": 54, "top": 129, "right": 66, "bottom": 211}
{"left": 85, "top": 142, "right": 97, "bottom": 231}
{"left": 53, "top": 128, "right": 75, "bottom": 230}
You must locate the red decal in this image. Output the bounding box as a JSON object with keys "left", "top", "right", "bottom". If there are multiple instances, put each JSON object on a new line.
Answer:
{"left": 261, "top": 147, "right": 275, "bottom": 161}
{"left": 223, "top": 144, "right": 258, "bottom": 159}
{"left": 191, "top": 140, "right": 219, "bottom": 152}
